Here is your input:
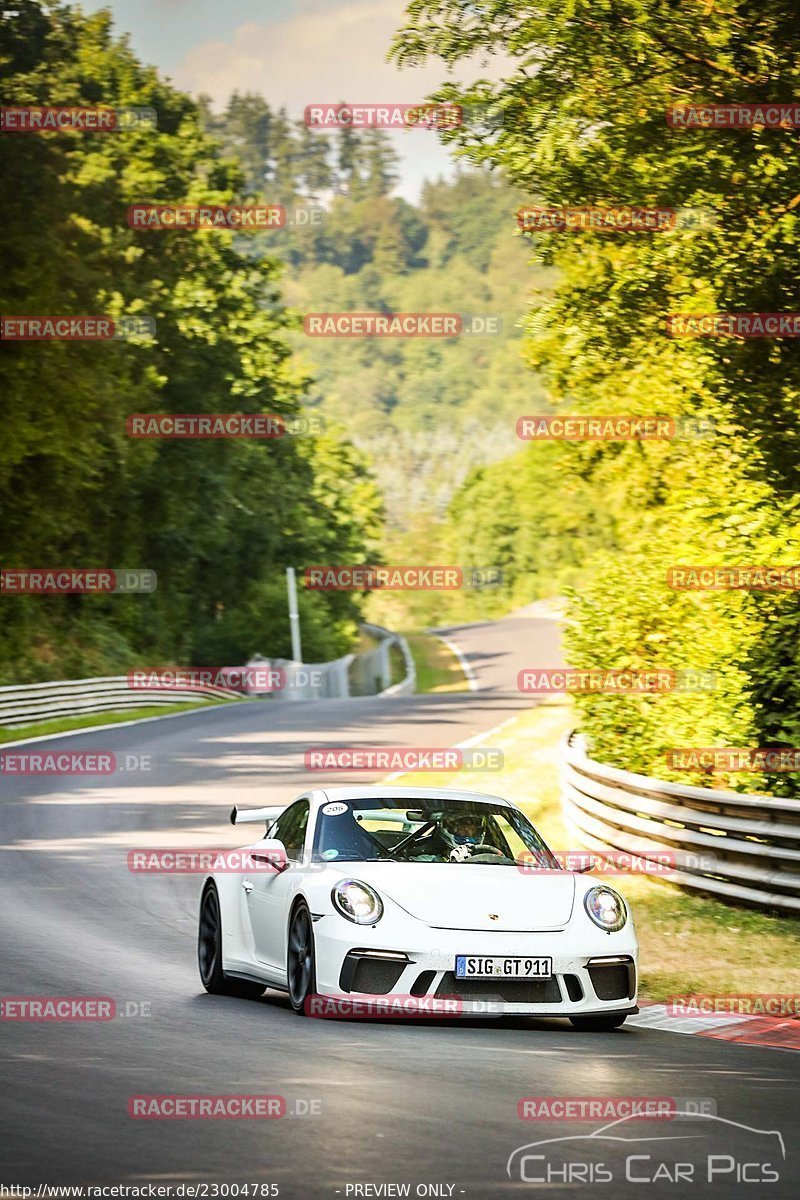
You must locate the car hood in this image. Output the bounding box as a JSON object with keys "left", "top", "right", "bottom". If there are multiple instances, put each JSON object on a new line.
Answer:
{"left": 331, "top": 862, "right": 576, "bottom": 931}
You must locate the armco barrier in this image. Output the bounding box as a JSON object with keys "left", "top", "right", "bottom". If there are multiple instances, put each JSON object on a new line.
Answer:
{"left": 0, "top": 626, "right": 415, "bottom": 728}
{"left": 359, "top": 623, "right": 415, "bottom": 697}
{"left": 0, "top": 676, "right": 243, "bottom": 729}
{"left": 377, "top": 629, "right": 416, "bottom": 698}
{"left": 245, "top": 624, "right": 414, "bottom": 702}
{"left": 562, "top": 732, "right": 800, "bottom": 913}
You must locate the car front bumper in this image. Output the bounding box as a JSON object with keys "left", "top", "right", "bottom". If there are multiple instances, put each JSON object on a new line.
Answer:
{"left": 312, "top": 912, "right": 638, "bottom": 1018}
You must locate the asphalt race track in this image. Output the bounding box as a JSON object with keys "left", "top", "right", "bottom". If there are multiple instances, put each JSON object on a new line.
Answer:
{"left": 2, "top": 610, "right": 799, "bottom": 1198}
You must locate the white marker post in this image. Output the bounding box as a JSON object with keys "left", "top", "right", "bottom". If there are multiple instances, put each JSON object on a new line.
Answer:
{"left": 286, "top": 566, "right": 302, "bottom": 663}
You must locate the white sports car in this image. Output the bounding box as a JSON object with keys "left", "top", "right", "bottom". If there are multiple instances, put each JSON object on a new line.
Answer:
{"left": 197, "top": 785, "right": 638, "bottom": 1029}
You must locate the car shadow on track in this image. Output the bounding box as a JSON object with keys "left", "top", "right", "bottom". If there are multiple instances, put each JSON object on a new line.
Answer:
{"left": 191, "top": 988, "right": 637, "bottom": 1036}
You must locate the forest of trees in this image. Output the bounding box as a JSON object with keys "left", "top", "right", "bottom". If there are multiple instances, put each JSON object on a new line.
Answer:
{"left": 7, "top": 0, "right": 800, "bottom": 801}
{"left": 0, "top": 4, "right": 548, "bottom": 682}
{"left": 199, "top": 94, "right": 547, "bottom": 523}
{"left": 390, "top": 0, "right": 800, "bottom": 795}
{"left": 0, "top": 2, "right": 383, "bottom": 680}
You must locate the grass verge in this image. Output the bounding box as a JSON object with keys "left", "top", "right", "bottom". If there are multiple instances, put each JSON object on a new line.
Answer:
{"left": 0, "top": 698, "right": 241, "bottom": 745}
{"left": 406, "top": 632, "right": 469, "bottom": 693}
{"left": 388, "top": 695, "right": 800, "bottom": 1000}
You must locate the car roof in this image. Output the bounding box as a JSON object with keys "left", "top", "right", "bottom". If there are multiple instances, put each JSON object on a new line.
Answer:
{"left": 306, "top": 785, "right": 515, "bottom": 808}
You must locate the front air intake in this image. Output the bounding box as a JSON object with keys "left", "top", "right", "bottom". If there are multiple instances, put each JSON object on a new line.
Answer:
{"left": 587, "top": 956, "right": 635, "bottom": 1001}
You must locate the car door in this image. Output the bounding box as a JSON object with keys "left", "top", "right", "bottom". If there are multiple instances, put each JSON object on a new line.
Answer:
{"left": 245, "top": 799, "right": 310, "bottom": 973}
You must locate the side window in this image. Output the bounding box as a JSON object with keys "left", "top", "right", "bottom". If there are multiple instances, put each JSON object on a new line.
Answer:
{"left": 494, "top": 815, "right": 529, "bottom": 860}
{"left": 272, "top": 800, "right": 310, "bottom": 862}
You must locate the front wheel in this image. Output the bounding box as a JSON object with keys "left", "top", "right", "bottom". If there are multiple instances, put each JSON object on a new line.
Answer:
{"left": 287, "top": 901, "right": 316, "bottom": 1015}
{"left": 198, "top": 882, "right": 265, "bottom": 999}
{"left": 569, "top": 1013, "right": 627, "bottom": 1031}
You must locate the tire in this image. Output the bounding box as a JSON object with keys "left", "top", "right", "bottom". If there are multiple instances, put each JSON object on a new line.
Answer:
{"left": 569, "top": 1013, "right": 628, "bottom": 1031}
{"left": 286, "top": 901, "right": 316, "bottom": 1015}
{"left": 198, "top": 881, "right": 265, "bottom": 999}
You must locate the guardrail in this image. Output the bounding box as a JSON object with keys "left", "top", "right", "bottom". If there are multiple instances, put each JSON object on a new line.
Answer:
{"left": 0, "top": 676, "right": 243, "bottom": 729}
{"left": 562, "top": 732, "right": 800, "bottom": 914}
{"left": 376, "top": 627, "right": 416, "bottom": 698}
{"left": 0, "top": 626, "right": 416, "bottom": 729}
{"left": 246, "top": 624, "right": 415, "bottom": 701}
{"left": 359, "top": 623, "right": 415, "bottom": 697}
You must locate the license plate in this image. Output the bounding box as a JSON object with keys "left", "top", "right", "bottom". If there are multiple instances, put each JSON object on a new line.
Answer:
{"left": 455, "top": 955, "right": 553, "bottom": 979}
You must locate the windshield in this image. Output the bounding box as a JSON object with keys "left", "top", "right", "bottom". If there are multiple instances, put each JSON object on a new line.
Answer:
{"left": 312, "top": 798, "right": 561, "bottom": 868}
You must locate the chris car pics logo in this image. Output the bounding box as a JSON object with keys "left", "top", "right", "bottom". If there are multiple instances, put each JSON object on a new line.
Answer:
{"left": 507, "top": 1112, "right": 785, "bottom": 1185}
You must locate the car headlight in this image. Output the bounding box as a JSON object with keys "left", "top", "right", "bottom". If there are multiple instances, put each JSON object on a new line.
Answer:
{"left": 584, "top": 886, "right": 627, "bottom": 932}
{"left": 332, "top": 879, "right": 384, "bottom": 925}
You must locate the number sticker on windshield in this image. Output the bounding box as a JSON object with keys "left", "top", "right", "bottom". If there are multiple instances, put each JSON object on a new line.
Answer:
{"left": 321, "top": 802, "right": 348, "bottom": 816}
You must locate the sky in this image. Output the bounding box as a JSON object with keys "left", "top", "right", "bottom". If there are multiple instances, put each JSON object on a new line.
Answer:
{"left": 81, "top": 0, "right": 506, "bottom": 200}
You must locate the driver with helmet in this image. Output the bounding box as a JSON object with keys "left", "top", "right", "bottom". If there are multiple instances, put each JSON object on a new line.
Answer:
{"left": 439, "top": 811, "right": 492, "bottom": 862}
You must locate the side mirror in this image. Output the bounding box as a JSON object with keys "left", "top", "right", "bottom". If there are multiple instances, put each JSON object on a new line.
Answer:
{"left": 248, "top": 839, "right": 289, "bottom": 873}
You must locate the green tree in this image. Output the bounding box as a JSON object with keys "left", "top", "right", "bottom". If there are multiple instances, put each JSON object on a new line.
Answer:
{"left": 294, "top": 120, "right": 333, "bottom": 198}
{"left": 391, "top": 0, "right": 800, "bottom": 793}
{"left": 336, "top": 122, "right": 361, "bottom": 194}
{"left": 361, "top": 128, "right": 400, "bottom": 197}
{"left": 0, "top": 0, "right": 382, "bottom": 681}
{"left": 265, "top": 106, "right": 299, "bottom": 197}
{"left": 216, "top": 91, "right": 273, "bottom": 194}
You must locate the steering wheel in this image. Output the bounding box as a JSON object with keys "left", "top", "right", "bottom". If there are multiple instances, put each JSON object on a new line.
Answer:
{"left": 450, "top": 843, "right": 506, "bottom": 862}
{"left": 386, "top": 820, "right": 437, "bottom": 857}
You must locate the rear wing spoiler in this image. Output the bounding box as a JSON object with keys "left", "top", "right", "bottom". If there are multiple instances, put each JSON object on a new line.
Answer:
{"left": 230, "top": 805, "right": 283, "bottom": 828}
